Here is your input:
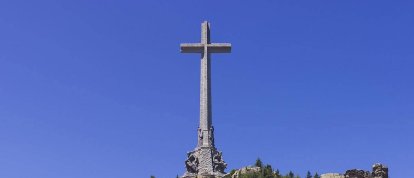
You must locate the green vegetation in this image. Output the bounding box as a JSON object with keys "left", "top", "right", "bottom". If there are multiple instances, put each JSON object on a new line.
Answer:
{"left": 223, "top": 158, "right": 320, "bottom": 178}
{"left": 306, "top": 171, "right": 312, "bottom": 178}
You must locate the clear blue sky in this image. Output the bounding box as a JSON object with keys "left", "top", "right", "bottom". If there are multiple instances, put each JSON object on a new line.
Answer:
{"left": 1, "top": 1, "right": 413, "bottom": 178}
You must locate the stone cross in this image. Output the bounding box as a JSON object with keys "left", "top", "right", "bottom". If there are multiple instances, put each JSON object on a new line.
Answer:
{"left": 180, "top": 21, "right": 231, "bottom": 177}
{"left": 181, "top": 21, "right": 231, "bottom": 147}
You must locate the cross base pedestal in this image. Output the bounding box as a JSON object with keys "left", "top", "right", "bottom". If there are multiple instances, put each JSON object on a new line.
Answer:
{"left": 182, "top": 146, "right": 227, "bottom": 178}
{"left": 182, "top": 173, "right": 226, "bottom": 178}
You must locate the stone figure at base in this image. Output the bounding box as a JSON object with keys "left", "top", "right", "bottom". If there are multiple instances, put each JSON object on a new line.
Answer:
{"left": 213, "top": 151, "right": 227, "bottom": 173}
{"left": 185, "top": 151, "right": 199, "bottom": 174}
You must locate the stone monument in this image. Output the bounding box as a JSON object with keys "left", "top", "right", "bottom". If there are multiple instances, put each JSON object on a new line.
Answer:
{"left": 180, "top": 21, "right": 232, "bottom": 178}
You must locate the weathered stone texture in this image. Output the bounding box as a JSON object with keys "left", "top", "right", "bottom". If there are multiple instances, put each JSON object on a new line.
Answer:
{"left": 231, "top": 167, "right": 261, "bottom": 178}
{"left": 372, "top": 163, "right": 388, "bottom": 178}
{"left": 344, "top": 169, "right": 370, "bottom": 178}
{"left": 322, "top": 163, "right": 388, "bottom": 178}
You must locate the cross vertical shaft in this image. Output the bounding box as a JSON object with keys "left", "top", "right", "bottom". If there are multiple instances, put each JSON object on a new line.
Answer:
{"left": 200, "top": 22, "right": 212, "bottom": 135}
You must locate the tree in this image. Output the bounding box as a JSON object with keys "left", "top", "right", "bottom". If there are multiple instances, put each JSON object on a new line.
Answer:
{"left": 275, "top": 169, "right": 281, "bottom": 178}
{"left": 263, "top": 164, "right": 273, "bottom": 178}
{"left": 255, "top": 158, "right": 263, "bottom": 168}
{"left": 150, "top": 176, "right": 155, "bottom": 178}
{"left": 313, "top": 173, "right": 320, "bottom": 178}
{"left": 235, "top": 158, "right": 303, "bottom": 178}
{"left": 288, "top": 171, "right": 294, "bottom": 178}
{"left": 306, "top": 171, "right": 312, "bottom": 178}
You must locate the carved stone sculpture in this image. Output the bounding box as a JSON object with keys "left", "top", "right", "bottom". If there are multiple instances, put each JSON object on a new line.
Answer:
{"left": 198, "top": 128, "right": 203, "bottom": 146}
{"left": 372, "top": 163, "right": 388, "bottom": 178}
{"left": 344, "top": 169, "right": 370, "bottom": 178}
{"left": 212, "top": 151, "right": 227, "bottom": 173}
{"left": 209, "top": 126, "right": 215, "bottom": 147}
{"left": 185, "top": 152, "right": 199, "bottom": 174}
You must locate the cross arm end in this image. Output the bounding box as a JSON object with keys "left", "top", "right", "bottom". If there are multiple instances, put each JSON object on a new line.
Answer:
{"left": 180, "top": 43, "right": 204, "bottom": 53}
{"left": 207, "top": 43, "right": 232, "bottom": 53}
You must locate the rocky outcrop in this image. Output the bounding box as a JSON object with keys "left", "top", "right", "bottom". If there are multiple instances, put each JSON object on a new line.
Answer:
{"left": 321, "top": 163, "right": 388, "bottom": 178}
{"left": 372, "top": 163, "right": 388, "bottom": 178}
{"left": 344, "top": 169, "right": 370, "bottom": 178}
{"left": 321, "top": 173, "right": 345, "bottom": 178}
{"left": 231, "top": 166, "right": 261, "bottom": 178}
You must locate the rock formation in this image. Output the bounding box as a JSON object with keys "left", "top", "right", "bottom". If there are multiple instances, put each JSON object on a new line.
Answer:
{"left": 321, "top": 163, "right": 388, "bottom": 178}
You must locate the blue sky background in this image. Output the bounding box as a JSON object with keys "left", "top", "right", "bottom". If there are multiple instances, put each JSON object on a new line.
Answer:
{"left": 1, "top": 1, "right": 413, "bottom": 178}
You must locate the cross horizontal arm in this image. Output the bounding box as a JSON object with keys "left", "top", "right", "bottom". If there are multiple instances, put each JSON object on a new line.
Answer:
{"left": 180, "top": 43, "right": 232, "bottom": 53}
{"left": 207, "top": 43, "right": 231, "bottom": 53}
{"left": 181, "top": 43, "right": 204, "bottom": 53}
